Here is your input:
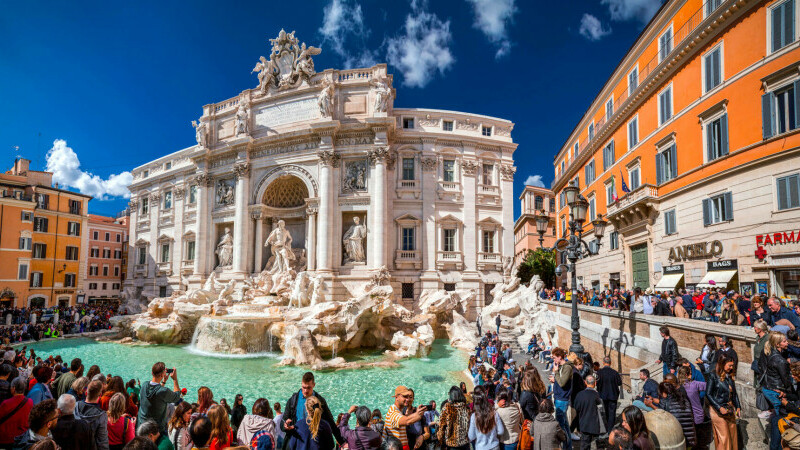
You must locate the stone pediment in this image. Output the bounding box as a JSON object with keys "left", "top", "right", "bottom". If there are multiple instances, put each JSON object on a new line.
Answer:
{"left": 395, "top": 213, "right": 421, "bottom": 223}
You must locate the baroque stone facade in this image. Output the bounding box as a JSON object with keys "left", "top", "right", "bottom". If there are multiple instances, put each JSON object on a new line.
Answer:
{"left": 125, "top": 31, "right": 517, "bottom": 310}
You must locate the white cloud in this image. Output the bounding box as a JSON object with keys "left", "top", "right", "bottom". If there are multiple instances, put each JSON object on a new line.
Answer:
{"left": 601, "top": 0, "right": 663, "bottom": 24}
{"left": 466, "top": 0, "right": 517, "bottom": 59}
{"left": 579, "top": 14, "right": 612, "bottom": 41}
{"left": 45, "top": 139, "right": 133, "bottom": 200}
{"left": 386, "top": 1, "right": 455, "bottom": 88}
{"left": 319, "top": 0, "right": 377, "bottom": 69}
{"left": 524, "top": 175, "right": 545, "bottom": 188}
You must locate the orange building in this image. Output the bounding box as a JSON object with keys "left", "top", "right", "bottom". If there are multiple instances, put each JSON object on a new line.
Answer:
{"left": 513, "top": 185, "right": 557, "bottom": 259}
{"left": 551, "top": 0, "right": 800, "bottom": 297}
{"left": 86, "top": 214, "right": 127, "bottom": 304}
{"left": 0, "top": 158, "right": 91, "bottom": 308}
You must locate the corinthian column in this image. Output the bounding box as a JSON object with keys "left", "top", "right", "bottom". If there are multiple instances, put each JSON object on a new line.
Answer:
{"left": 317, "top": 150, "right": 339, "bottom": 272}
{"left": 368, "top": 147, "right": 389, "bottom": 269}
{"left": 232, "top": 162, "right": 251, "bottom": 275}
{"left": 193, "top": 173, "right": 212, "bottom": 278}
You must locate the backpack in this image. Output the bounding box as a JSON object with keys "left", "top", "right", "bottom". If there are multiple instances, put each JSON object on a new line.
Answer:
{"left": 518, "top": 419, "right": 533, "bottom": 450}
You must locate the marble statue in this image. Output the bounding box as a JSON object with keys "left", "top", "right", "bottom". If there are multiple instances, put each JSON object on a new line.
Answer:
{"left": 234, "top": 101, "right": 249, "bottom": 136}
{"left": 253, "top": 30, "right": 322, "bottom": 93}
{"left": 343, "top": 216, "right": 367, "bottom": 264}
{"left": 216, "top": 180, "right": 234, "bottom": 206}
{"left": 215, "top": 228, "right": 234, "bottom": 268}
{"left": 317, "top": 83, "right": 334, "bottom": 118}
{"left": 371, "top": 78, "right": 392, "bottom": 113}
{"left": 252, "top": 56, "right": 277, "bottom": 95}
{"left": 265, "top": 220, "right": 295, "bottom": 275}
{"left": 192, "top": 120, "right": 208, "bottom": 147}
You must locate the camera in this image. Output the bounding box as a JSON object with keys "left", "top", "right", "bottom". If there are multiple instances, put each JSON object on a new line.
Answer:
{"left": 166, "top": 368, "right": 174, "bottom": 374}
{"left": 428, "top": 402, "right": 436, "bottom": 411}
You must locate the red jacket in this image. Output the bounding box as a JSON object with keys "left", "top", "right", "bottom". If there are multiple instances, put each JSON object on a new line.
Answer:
{"left": 0, "top": 395, "right": 33, "bottom": 444}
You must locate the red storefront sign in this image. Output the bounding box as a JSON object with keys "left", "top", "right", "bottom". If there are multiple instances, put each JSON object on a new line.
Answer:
{"left": 755, "top": 231, "right": 800, "bottom": 260}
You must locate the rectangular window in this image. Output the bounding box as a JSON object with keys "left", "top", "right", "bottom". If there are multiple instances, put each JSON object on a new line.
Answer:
{"left": 443, "top": 160, "right": 455, "bottom": 182}
{"left": 656, "top": 144, "right": 678, "bottom": 185}
{"left": 137, "top": 247, "right": 146, "bottom": 265}
{"left": 67, "top": 222, "right": 80, "bottom": 236}
{"left": 588, "top": 123, "right": 595, "bottom": 141}
{"left": 64, "top": 273, "right": 76, "bottom": 287}
{"left": 482, "top": 126, "right": 492, "bottom": 136}
{"left": 629, "top": 67, "right": 639, "bottom": 95}
{"left": 705, "top": 114, "right": 730, "bottom": 161}
{"left": 90, "top": 248, "right": 99, "bottom": 258}
{"left": 659, "top": 85, "right": 673, "bottom": 125}
{"left": 659, "top": 26, "right": 673, "bottom": 62}
{"left": 573, "top": 176, "right": 580, "bottom": 190}
{"left": 89, "top": 266, "right": 98, "bottom": 276}
{"left": 69, "top": 200, "right": 81, "bottom": 215}
{"left": 33, "top": 217, "right": 48, "bottom": 233}
{"left": 606, "top": 179, "right": 616, "bottom": 205}
{"left": 93, "top": 231, "right": 99, "bottom": 240}
{"left": 21, "top": 211, "right": 33, "bottom": 221}
{"left": 665, "top": 209, "right": 677, "bottom": 235}
{"left": 606, "top": 97, "right": 614, "bottom": 118}
{"left": 482, "top": 230, "right": 495, "bottom": 253}
{"left": 189, "top": 185, "right": 197, "bottom": 204}
{"left": 628, "top": 116, "right": 639, "bottom": 148}
{"left": 771, "top": 0, "right": 796, "bottom": 53}
{"left": 114, "top": 266, "right": 120, "bottom": 276}
{"left": 603, "top": 141, "right": 615, "bottom": 171}
{"left": 65, "top": 246, "right": 79, "bottom": 260}
{"left": 610, "top": 231, "right": 619, "bottom": 250}
{"left": 103, "top": 249, "right": 110, "bottom": 258}
{"left": 777, "top": 173, "right": 800, "bottom": 210}
{"left": 102, "top": 266, "right": 109, "bottom": 276}
{"left": 102, "top": 283, "right": 107, "bottom": 290}
{"left": 88, "top": 283, "right": 97, "bottom": 290}
{"left": 703, "top": 192, "right": 734, "bottom": 225}
{"left": 483, "top": 164, "right": 494, "bottom": 185}
{"left": 165, "top": 161, "right": 172, "bottom": 170}
{"left": 141, "top": 197, "right": 149, "bottom": 215}
{"left": 561, "top": 217, "right": 566, "bottom": 237}
{"left": 444, "top": 283, "right": 456, "bottom": 292}
{"left": 443, "top": 120, "right": 454, "bottom": 131}
{"left": 161, "top": 244, "right": 170, "bottom": 263}
{"left": 402, "top": 158, "right": 415, "bottom": 180}
{"left": 186, "top": 241, "right": 196, "bottom": 261}
{"left": 113, "top": 283, "right": 120, "bottom": 290}
{"left": 33, "top": 243, "right": 47, "bottom": 259}
{"left": 559, "top": 191, "right": 566, "bottom": 208}
{"left": 706, "top": 0, "right": 723, "bottom": 16}
{"left": 403, "top": 118, "right": 414, "bottom": 129}
{"left": 163, "top": 191, "right": 173, "bottom": 209}
{"left": 588, "top": 196, "right": 596, "bottom": 221}
{"left": 18, "top": 264, "right": 28, "bottom": 280}
{"left": 402, "top": 283, "right": 415, "bottom": 299}
{"left": 585, "top": 160, "right": 596, "bottom": 184}
{"left": 629, "top": 166, "right": 641, "bottom": 191}
{"left": 116, "top": 233, "right": 121, "bottom": 242}
{"left": 703, "top": 45, "right": 723, "bottom": 92}
{"left": 764, "top": 83, "right": 799, "bottom": 138}
{"left": 30, "top": 272, "right": 43, "bottom": 288}
{"left": 114, "top": 250, "right": 121, "bottom": 259}
{"left": 443, "top": 228, "right": 456, "bottom": 252}
{"left": 18, "top": 237, "right": 31, "bottom": 250}
{"left": 402, "top": 227, "right": 416, "bottom": 251}
{"left": 143, "top": 170, "right": 149, "bottom": 178}
{"left": 549, "top": 198, "right": 556, "bottom": 212}
{"left": 36, "top": 194, "right": 49, "bottom": 210}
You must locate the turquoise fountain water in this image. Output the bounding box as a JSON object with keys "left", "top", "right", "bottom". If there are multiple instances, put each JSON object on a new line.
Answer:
{"left": 24, "top": 338, "right": 467, "bottom": 414}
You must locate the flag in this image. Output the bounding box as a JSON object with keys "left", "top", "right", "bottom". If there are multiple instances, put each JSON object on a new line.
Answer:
{"left": 619, "top": 169, "right": 631, "bottom": 194}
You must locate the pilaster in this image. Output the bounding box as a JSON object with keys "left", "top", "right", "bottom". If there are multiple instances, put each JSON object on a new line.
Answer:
{"left": 500, "top": 164, "right": 516, "bottom": 257}
{"left": 193, "top": 172, "right": 212, "bottom": 279}
{"left": 232, "top": 161, "right": 251, "bottom": 275}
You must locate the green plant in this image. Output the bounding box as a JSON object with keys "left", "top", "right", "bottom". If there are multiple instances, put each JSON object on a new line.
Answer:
{"left": 516, "top": 248, "right": 556, "bottom": 288}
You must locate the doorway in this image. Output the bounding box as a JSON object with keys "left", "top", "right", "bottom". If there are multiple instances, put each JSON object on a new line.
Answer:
{"left": 631, "top": 244, "right": 650, "bottom": 289}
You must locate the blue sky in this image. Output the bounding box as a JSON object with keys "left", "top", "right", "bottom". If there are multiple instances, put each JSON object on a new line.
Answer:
{"left": 0, "top": 0, "right": 663, "bottom": 217}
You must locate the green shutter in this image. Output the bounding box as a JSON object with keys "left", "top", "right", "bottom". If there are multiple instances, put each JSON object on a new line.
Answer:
{"left": 702, "top": 198, "right": 711, "bottom": 226}
{"left": 762, "top": 93, "right": 775, "bottom": 139}
{"left": 778, "top": 176, "right": 789, "bottom": 210}
{"left": 724, "top": 192, "right": 734, "bottom": 221}
{"left": 720, "top": 114, "right": 729, "bottom": 156}
{"left": 656, "top": 151, "right": 664, "bottom": 185}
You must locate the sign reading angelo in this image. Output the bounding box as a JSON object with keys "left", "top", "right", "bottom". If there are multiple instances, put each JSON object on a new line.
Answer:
{"left": 668, "top": 240, "right": 723, "bottom": 262}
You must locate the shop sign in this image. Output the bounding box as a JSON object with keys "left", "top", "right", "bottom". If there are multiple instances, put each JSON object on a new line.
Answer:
{"left": 54, "top": 290, "right": 73, "bottom": 295}
{"left": 707, "top": 259, "right": 738, "bottom": 271}
{"left": 663, "top": 264, "right": 684, "bottom": 274}
{"left": 668, "top": 240, "right": 723, "bottom": 262}
{"left": 755, "top": 230, "right": 800, "bottom": 261}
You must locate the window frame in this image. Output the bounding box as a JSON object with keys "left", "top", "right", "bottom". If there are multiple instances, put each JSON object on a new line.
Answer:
{"left": 18, "top": 262, "right": 29, "bottom": 281}
{"left": 442, "top": 120, "right": 454, "bottom": 132}
{"left": 605, "top": 178, "right": 617, "bottom": 205}
{"left": 588, "top": 194, "right": 597, "bottom": 221}
{"left": 628, "top": 64, "right": 639, "bottom": 96}
{"left": 605, "top": 95, "right": 614, "bottom": 119}
{"left": 656, "top": 139, "right": 678, "bottom": 185}
{"left": 702, "top": 42, "right": 725, "bottom": 93}
{"left": 702, "top": 111, "right": 730, "bottom": 163}
{"left": 628, "top": 164, "right": 641, "bottom": 191}
{"left": 585, "top": 160, "right": 596, "bottom": 185}
{"left": 442, "top": 159, "right": 456, "bottom": 182}
{"left": 602, "top": 140, "right": 616, "bottom": 172}
{"left": 160, "top": 243, "right": 171, "bottom": 263}
{"left": 767, "top": 0, "right": 797, "bottom": 54}
{"left": 659, "top": 24, "right": 674, "bottom": 63}
{"left": 664, "top": 209, "right": 677, "bottom": 235}
{"left": 442, "top": 228, "right": 457, "bottom": 252}
{"left": 610, "top": 230, "right": 620, "bottom": 250}
{"left": 482, "top": 126, "right": 492, "bottom": 136}
{"left": 401, "top": 227, "right": 416, "bottom": 251}
{"left": 776, "top": 171, "right": 800, "bottom": 211}
{"left": 402, "top": 117, "right": 415, "bottom": 129}
{"left": 658, "top": 83, "right": 674, "bottom": 126}
{"left": 482, "top": 230, "right": 496, "bottom": 254}
{"left": 703, "top": 192, "right": 734, "bottom": 225}
{"left": 401, "top": 158, "right": 416, "bottom": 181}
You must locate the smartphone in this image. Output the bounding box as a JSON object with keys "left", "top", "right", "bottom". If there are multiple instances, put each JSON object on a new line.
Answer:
{"left": 166, "top": 369, "right": 174, "bottom": 374}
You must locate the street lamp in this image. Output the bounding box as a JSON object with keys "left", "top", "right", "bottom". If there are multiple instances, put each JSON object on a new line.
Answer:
{"left": 537, "top": 183, "right": 608, "bottom": 358}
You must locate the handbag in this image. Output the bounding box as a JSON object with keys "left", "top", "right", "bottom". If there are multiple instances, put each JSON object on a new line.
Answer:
{"left": 755, "top": 372, "right": 771, "bottom": 411}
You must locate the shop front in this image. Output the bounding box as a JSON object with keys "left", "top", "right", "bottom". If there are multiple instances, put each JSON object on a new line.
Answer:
{"left": 696, "top": 259, "right": 739, "bottom": 291}
{"left": 754, "top": 230, "right": 800, "bottom": 300}
{"left": 655, "top": 264, "right": 685, "bottom": 292}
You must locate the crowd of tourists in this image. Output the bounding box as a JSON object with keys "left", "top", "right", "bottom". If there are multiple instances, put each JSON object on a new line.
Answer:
{"left": 0, "top": 306, "right": 117, "bottom": 345}
{"left": 540, "top": 285, "right": 800, "bottom": 328}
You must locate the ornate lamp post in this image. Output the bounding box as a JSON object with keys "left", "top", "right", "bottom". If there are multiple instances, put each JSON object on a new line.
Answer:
{"left": 535, "top": 183, "right": 608, "bottom": 356}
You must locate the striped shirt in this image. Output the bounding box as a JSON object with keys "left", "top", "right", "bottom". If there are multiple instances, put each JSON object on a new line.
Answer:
{"left": 384, "top": 404, "right": 408, "bottom": 448}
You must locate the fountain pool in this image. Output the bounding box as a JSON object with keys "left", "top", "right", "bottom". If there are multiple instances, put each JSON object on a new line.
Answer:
{"left": 23, "top": 338, "right": 467, "bottom": 413}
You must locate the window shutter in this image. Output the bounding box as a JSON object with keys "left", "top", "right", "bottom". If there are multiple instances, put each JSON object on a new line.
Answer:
{"left": 666, "top": 89, "right": 672, "bottom": 119}
{"left": 610, "top": 140, "right": 615, "bottom": 164}
{"left": 669, "top": 212, "right": 676, "bottom": 235}
{"left": 670, "top": 145, "right": 678, "bottom": 180}
{"left": 720, "top": 114, "right": 729, "bottom": 156}
{"left": 762, "top": 93, "right": 775, "bottom": 139}
{"left": 790, "top": 174, "right": 800, "bottom": 208}
{"left": 656, "top": 151, "right": 664, "bottom": 185}
{"left": 724, "top": 192, "right": 733, "bottom": 221}
{"left": 785, "top": 1, "right": 795, "bottom": 48}
{"left": 778, "top": 177, "right": 789, "bottom": 210}
{"left": 19, "top": 238, "right": 24, "bottom": 249}
{"left": 704, "top": 54, "right": 713, "bottom": 91}
{"left": 702, "top": 198, "right": 711, "bottom": 226}
{"left": 794, "top": 80, "right": 800, "bottom": 129}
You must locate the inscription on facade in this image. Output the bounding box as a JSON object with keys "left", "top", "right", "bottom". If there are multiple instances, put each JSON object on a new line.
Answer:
{"left": 255, "top": 98, "right": 319, "bottom": 129}
{"left": 668, "top": 240, "right": 723, "bottom": 261}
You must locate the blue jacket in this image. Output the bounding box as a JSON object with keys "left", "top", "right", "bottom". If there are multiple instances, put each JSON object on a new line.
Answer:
{"left": 26, "top": 383, "right": 53, "bottom": 405}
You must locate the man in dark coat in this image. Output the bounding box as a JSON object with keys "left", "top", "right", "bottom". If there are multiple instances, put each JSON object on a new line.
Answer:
{"left": 52, "top": 393, "right": 95, "bottom": 450}
{"left": 495, "top": 315, "right": 501, "bottom": 335}
{"left": 280, "top": 372, "right": 344, "bottom": 450}
{"left": 596, "top": 356, "right": 622, "bottom": 434}
{"left": 574, "top": 375, "right": 603, "bottom": 450}
{"left": 655, "top": 326, "right": 680, "bottom": 376}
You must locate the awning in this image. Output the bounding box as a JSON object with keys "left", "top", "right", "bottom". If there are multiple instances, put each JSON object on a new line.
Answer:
{"left": 696, "top": 270, "right": 738, "bottom": 288}
{"left": 655, "top": 273, "right": 684, "bottom": 291}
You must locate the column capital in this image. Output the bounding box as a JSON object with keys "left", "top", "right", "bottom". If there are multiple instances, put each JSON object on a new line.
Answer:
{"left": 500, "top": 164, "right": 516, "bottom": 181}
{"left": 461, "top": 160, "right": 478, "bottom": 177}
{"left": 148, "top": 191, "right": 161, "bottom": 202}
{"left": 173, "top": 186, "right": 186, "bottom": 200}
{"left": 192, "top": 173, "right": 214, "bottom": 187}
{"left": 234, "top": 161, "right": 251, "bottom": 179}
{"left": 318, "top": 150, "right": 340, "bottom": 168}
{"left": 128, "top": 198, "right": 139, "bottom": 209}
{"left": 367, "top": 146, "right": 390, "bottom": 167}
{"left": 421, "top": 157, "right": 437, "bottom": 172}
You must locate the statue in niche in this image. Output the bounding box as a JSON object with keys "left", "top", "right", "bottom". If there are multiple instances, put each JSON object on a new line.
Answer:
{"left": 216, "top": 180, "right": 235, "bottom": 206}
{"left": 215, "top": 227, "right": 234, "bottom": 268}
{"left": 265, "top": 220, "right": 296, "bottom": 275}
{"left": 342, "top": 216, "right": 367, "bottom": 264}
{"left": 371, "top": 78, "right": 392, "bottom": 113}
{"left": 192, "top": 120, "right": 208, "bottom": 147}
{"left": 317, "top": 83, "right": 334, "bottom": 118}
{"left": 234, "top": 100, "right": 249, "bottom": 136}
{"left": 342, "top": 160, "right": 367, "bottom": 193}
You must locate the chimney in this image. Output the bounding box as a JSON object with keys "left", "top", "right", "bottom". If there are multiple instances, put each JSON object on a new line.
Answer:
{"left": 14, "top": 158, "right": 30, "bottom": 175}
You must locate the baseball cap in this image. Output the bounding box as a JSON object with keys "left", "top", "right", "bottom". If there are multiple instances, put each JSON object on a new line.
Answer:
{"left": 393, "top": 386, "right": 412, "bottom": 397}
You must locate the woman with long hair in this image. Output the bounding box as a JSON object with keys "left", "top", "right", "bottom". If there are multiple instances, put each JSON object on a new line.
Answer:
{"left": 207, "top": 404, "right": 235, "bottom": 450}
{"left": 66, "top": 376, "right": 89, "bottom": 402}
{"left": 197, "top": 386, "right": 215, "bottom": 415}
{"left": 720, "top": 299, "right": 739, "bottom": 325}
{"left": 750, "top": 296, "right": 767, "bottom": 324}
{"left": 85, "top": 365, "right": 101, "bottom": 380}
{"left": 107, "top": 393, "right": 135, "bottom": 450}
{"left": 230, "top": 394, "right": 247, "bottom": 433}
{"left": 495, "top": 390, "right": 522, "bottom": 450}
{"left": 125, "top": 379, "right": 140, "bottom": 406}
{"left": 468, "top": 387, "right": 504, "bottom": 450}
{"left": 100, "top": 376, "right": 137, "bottom": 416}
{"left": 518, "top": 368, "right": 545, "bottom": 420}
{"left": 706, "top": 355, "right": 740, "bottom": 450}
{"left": 236, "top": 397, "right": 275, "bottom": 447}
{"left": 168, "top": 402, "right": 195, "bottom": 450}
{"left": 761, "top": 331, "right": 790, "bottom": 450}
{"left": 296, "top": 395, "right": 335, "bottom": 450}
{"left": 621, "top": 406, "right": 653, "bottom": 450}
{"left": 437, "top": 386, "right": 470, "bottom": 450}
{"left": 696, "top": 334, "right": 717, "bottom": 378}
{"left": 369, "top": 409, "right": 384, "bottom": 435}
{"left": 657, "top": 381, "right": 696, "bottom": 447}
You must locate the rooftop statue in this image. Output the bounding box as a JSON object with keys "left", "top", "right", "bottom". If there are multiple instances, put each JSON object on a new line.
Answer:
{"left": 253, "top": 29, "right": 322, "bottom": 94}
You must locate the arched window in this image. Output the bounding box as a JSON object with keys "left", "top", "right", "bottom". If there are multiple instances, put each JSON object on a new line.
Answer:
{"left": 30, "top": 297, "right": 46, "bottom": 308}
{"left": 534, "top": 196, "right": 544, "bottom": 210}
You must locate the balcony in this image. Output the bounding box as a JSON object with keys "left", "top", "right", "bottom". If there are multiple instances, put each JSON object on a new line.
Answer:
{"left": 477, "top": 184, "right": 500, "bottom": 205}
{"left": 181, "top": 260, "right": 194, "bottom": 270}
{"left": 606, "top": 184, "right": 660, "bottom": 229}
{"left": 436, "top": 251, "right": 464, "bottom": 270}
{"left": 437, "top": 181, "right": 462, "bottom": 200}
{"left": 394, "top": 250, "right": 421, "bottom": 270}
{"left": 478, "top": 252, "right": 502, "bottom": 270}
{"left": 396, "top": 179, "right": 421, "bottom": 199}
{"left": 156, "top": 262, "right": 172, "bottom": 276}
{"left": 134, "top": 264, "right": 147, "bottom": 276}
